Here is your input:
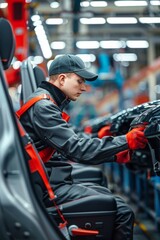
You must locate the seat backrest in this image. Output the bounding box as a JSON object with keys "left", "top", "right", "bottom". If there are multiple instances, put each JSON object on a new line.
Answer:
{"left": 20, "top": 59, "right": 37, "bottom": 104}
{"left": 0, "top": 17, "right": 64, "bottom": 240}
{"left": 33, "top": 64, "right": 46, "bottom": 86}
{"left": 0, "top": 18, "right": 15, "bottom": 70}
{"left": 20, "top": 58, "right": 46, "bottom": 104}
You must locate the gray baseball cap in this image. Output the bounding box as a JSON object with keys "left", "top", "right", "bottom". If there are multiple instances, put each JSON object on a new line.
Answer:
{"left": 48, "top": 54, "right": 98, "bottom": 81}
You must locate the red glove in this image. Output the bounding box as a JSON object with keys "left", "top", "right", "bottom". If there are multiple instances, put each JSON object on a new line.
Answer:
{"left": 116, "top": 150, "right": 131, "bottom": 164}
{"left": 84, "top": 126, "right": 92, "bottom": 134}
{"left": 126, "top": 127, "right": 148, "bottom": 150}
{"left": 98, "top": 125, "right": 112, "bottom": 138}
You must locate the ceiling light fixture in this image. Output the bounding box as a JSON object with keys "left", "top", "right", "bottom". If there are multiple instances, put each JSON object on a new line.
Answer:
{"left": 80, "top": 1, "right": 90, "bottom": 7}
{"left": 114, "top": 1, "right": 148, "bottom": 7}
{"left": 100, "top": 40, "right": 126, "bottom": 49}
{"left": 80, "top": 1, "right": 108, "bottom": 7}
{"left": 46, "top": 18, "right": 64, "bottom": 25}
{"left": 80, "top": 17, "right": 106, "bottom": 24}
{"left": 33, "top": 20, "right": 42, "bottom": 27}
{"left": 107, "top": 17, "right": 137, "bottom": 24}
{"left": 113, "top": 53, "right": 137, "bottom": 62}
{"left": 35, "top": 25, "right": 52, "bottom": 59}
{"left": 76, "top": 41, "right": 100, "bottom": 49}
{"left": 150, "top": 0, "right": 160, "bottom": 5}
{"left": 90, "top": 1, "right": 108, "bottom": 7}
{"left": 50, "top": 41, "right": 66, "bottom": 50}
{"left": 76, "top": 54, "right": 96, "bottom": 62}
{"left": 0, "top": 3, "right": 8, "bottom": 8}
{"left": 139, "top": 17, "right": 160, "bottom": 23}
{"left": 50, "top": 1, "right": 60, "bottom": 8}
{"left": 31, "top": 15, "right": 41, "bottom": 22}
{"left": 126, "top": 40, "right": 149, "bottom": 48}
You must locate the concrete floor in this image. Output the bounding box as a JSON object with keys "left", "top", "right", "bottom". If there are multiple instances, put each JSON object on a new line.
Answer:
{"left": 101, "top": 166, "right": 160, "bottom": 240}
{"left": 113, "top": 189, "right": 160, "bottom": 240}
{"left": 133, "top": 211, "right": 160, "bottom": 240}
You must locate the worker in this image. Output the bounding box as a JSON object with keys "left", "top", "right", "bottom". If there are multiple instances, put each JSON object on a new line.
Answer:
{"left": 18, "top": 54, "right": 148, "bottom": 240}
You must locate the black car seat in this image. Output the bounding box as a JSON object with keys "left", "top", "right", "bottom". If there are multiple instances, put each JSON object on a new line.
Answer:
{"left": 17, "top": 113, "right": 117, "bottom": 240}
{"left": 18, "top": 63, "right": 117, "bottom": 239}
{"left": 0, "top": 18, "right": 117, "bottom": 240}
{"left": 0, "top": 17, "right": 65, "bottom": 240}
{"left": 20, "top": 59, "right": 46, "bottom": 105}
{"left": 20, "top": 58, "right": 108, "bottom": 187}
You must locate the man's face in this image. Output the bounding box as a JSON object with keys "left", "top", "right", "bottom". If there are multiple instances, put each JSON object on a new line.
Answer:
{"left": 61, "top": 73, "right": 87, "bottom": 101}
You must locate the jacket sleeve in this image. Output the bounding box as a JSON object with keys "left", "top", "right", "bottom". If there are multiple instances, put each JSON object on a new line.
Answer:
{"left": 31, "top": 100, "right": 128, "bottom": 165}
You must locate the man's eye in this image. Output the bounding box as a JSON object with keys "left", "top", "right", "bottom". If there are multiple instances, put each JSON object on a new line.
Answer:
{"left": 78, "top": 80, "right": 84, "bottom": 84}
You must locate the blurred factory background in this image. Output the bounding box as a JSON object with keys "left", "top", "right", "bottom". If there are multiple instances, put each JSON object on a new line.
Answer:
{"left": 1, "top": 2, "right": 160, "bottom": 239}
{"left": 1, "top": 0, "right": 160, "bottom": 126}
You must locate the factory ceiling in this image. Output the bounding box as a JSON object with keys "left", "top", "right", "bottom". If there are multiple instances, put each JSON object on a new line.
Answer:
{"left": 26, "top": 0, "right": 160, "bottom": 71}
{"left": 1, "top": 1, "right": 160, "bottom": 75}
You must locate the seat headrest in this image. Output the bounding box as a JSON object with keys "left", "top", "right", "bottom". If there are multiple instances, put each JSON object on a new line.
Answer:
{"left": 0, "top": 18, "right": 15, "bottom": 70}
{"left": 33, "top": 66, "right": 46, "bottom": 87}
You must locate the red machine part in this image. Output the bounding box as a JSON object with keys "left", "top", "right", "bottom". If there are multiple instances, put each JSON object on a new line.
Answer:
{"left": 5, "top": 0, "right": 28, "bottom": 86}
{"left": 69, "top": 225, "right": 99, "bottom": 236}
{"left": 6, "top": 0, "right": 28, "bottom": 62}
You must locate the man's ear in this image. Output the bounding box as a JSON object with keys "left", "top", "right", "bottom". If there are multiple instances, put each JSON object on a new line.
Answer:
{"left": 59, "top": 74, "right": 66, "bottom": 86}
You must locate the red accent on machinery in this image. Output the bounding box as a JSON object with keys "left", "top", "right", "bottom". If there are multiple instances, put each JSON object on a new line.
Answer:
{"left": 6, "top": 0, "right": 28, "bottom": 61}
{"left": 5, "top": 0, "right": 28, "bottom": 86}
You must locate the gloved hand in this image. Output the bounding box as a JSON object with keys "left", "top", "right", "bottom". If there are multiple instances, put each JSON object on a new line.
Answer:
{"left": 126, "top": 127, "right": 148, "bottom": 150}
{"left": 84, "top": 126, "right": 92, "bottom": 134}
{"left": 98, "top": 125, "right": 112, "bottom": 138}
{"left": 116, "top": 150, "right": 131, "bottom": 163}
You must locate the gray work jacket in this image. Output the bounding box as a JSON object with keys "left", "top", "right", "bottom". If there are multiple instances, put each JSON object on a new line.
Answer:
{"left": 20, "top": 81, "right": 128, "bottom": 165}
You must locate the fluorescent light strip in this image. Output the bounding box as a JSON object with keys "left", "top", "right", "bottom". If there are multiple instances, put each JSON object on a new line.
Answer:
{"left": 46, "top": 18, "right": 64, "bottom": 25}
{"left": 33, "top": 20, "right": 42, "bottom": 27}
{"left": 113, "top": 53, "right": 137, "bottom": 62}
{"left": 126, "top": 40, "right": 149, "bottom": 48}
{"left": 76, "top": 40, "right": 150, "bottom": 50}
{"left": 100, "top": 40, "right": 126, "bottom": 49}
{"left": 50, "top": 2, "right": 60, "bottom": 8}
{"left": 50, "top": 41, "right": 66, "bottom": 50}
{"left": 80, "top": 17, "right": 106, "bottom": 24}
{"left": 114, "top": 1, "right": 148, "bottom": 6}
{"left": 90, "top": 1, "right": 108, "bottom": 7}
{"left": 80, "top": 1, "right": 90, "bottom": 7}
{"left": 0, "top": 3, "right": 8, "bottom": 8}
{"left": 107, "top": 17, "right": 137, "bottom": 24}
{"left": 139, "top": 17, "right": 160, "bottom": 23}
{"left": 35, "top": 25, "right": 52, "bottom": 59}
{"left": 80, "top": 1, "right": 108, "bottom": 7}
{"left": 150, "top": 0, "right": 160, "bottom": 5}
{"left": 76, "top": 54, "right": 96, "bottom": 62}
{"left": 31, "top": 15, "right": 41, "bottom": 22}
{"left": 76, "top": 41, "right": 99, "bottom": 49}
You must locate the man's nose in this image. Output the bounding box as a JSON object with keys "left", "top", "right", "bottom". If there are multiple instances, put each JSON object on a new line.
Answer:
{"left": 81, "top": 83, "right": 87, "bottom": 91}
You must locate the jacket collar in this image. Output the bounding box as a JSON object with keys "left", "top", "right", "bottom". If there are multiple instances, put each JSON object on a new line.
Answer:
{"left": 39, "top": 81, "right": 70, "bottom": 110}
